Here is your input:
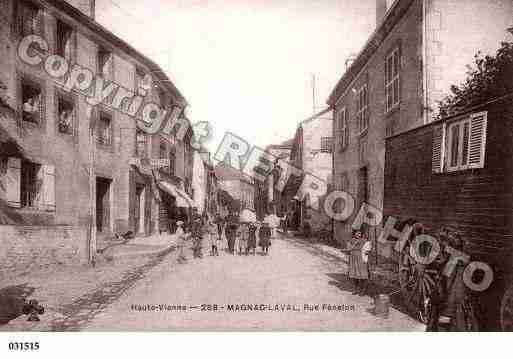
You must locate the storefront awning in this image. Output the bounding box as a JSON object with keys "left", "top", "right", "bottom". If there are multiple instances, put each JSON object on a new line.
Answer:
{"left": 158, "top": 181, "right": 194, "bottom": 208}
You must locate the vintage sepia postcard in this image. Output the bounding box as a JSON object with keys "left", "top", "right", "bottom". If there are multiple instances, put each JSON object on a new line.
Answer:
{"left": 1, "top": 0, "right": 513, "bottom": 338}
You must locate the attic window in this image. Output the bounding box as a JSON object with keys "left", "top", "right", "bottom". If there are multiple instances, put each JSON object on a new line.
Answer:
{"left": 432, "top": 112, "right": 488, "bottom": 173}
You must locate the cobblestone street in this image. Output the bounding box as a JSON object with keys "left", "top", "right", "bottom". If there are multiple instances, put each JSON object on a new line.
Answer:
{"left": 81, "top": 236, "right": 424, "bottom": 331}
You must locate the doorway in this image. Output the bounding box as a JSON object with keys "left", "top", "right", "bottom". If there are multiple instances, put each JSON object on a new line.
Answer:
{"left": 96, "top": 177, "right": 112, "bottom": 233}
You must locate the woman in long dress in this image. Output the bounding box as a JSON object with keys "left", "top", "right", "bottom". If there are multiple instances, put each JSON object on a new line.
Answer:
{"left": 176, "top": 221, "right": 189, "bottom": 263}
{"left": 347, "top": 230, "right": 372, "bottom": 296}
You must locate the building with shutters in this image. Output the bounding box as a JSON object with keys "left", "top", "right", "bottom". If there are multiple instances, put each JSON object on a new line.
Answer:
{"left": 327, "top": 0, "right": 513, "bottom": 246}
{"left": 383, "top": 94, "right": 513, "bottom": 329}
{"left": 254, "top": 138, "right": 293, "bottom": 220}
{"left": 0, "top": 0, "right": 191, "bottom": 269}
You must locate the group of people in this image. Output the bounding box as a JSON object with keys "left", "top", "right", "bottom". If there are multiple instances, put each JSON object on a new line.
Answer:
{"left": 345, "top": 228, "right": 373, "bottom": 296}
{"left": 174, "top": 215, "right": 276, "bottom": 263}
{"left": 222, "top": 220, "right": 273, "bottom": 256}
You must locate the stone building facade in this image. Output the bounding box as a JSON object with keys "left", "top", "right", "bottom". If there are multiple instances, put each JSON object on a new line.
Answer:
{"left": 0, "top": 0, "right": 191, "bottom": 268}
{"left": 328, "top": 0, "right": 513, "bottom": 246}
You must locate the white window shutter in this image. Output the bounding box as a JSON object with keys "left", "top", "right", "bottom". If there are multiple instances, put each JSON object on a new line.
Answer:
{"left": 432, "top": 123, "right": 446, "bottom": 173}
{"left": 5, "top": 158, "right": 21, "bottom": 208}
{"left": 43, "top": 164, "right": 56, "bottom": 212}
{"left": 468, "top": 112, "right": 488, "bottom": 169}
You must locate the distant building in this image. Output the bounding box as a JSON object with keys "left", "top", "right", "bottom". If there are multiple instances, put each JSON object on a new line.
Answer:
{"left": 328, "top": 0, "right": 513, "bottom": 245}
{"left": 215, "top": 163, "right": 255, "bottom": 212}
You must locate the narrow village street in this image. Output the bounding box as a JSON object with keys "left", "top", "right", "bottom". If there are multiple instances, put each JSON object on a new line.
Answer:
{"left": 79, "top": 236, "right": 424, "bottom": 331}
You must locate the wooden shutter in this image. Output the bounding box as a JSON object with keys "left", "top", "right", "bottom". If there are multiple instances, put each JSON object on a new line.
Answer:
{"left": 6, "top": 158, "right": 22, "bottom": 208}
{"left": 468, "top": 111, "right": 488, "bottom": 169}
{"left": 42, "top": 164, "right": 56, "bottom": 211}
{"left": 35, "top": 164, "right": 44, "bottom": 209}
{"left": 432, "top": 123, "right": 446, "bottom": 173}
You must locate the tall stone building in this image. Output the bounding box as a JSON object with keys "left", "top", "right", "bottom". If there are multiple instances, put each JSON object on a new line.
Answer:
{"left": 328, "top": 0, "right": 513, "bottom": 245}
{"left": 0, "top": 0, "right": 192, "bottom": 271}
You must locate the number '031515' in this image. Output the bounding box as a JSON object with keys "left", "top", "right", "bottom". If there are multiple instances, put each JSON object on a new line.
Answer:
{"left": 8, "top": 342, "right": 40, "bottom": 351}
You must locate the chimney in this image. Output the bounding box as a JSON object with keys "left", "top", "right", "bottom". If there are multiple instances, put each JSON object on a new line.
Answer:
{"left": 64, "top": 0, "right": 96, "bottom": 19}
{"left": 376, "top": 0, "right": 387, "bottom": 27}
{"left": 345, "top": 55, "right": 357, "bottom": 70}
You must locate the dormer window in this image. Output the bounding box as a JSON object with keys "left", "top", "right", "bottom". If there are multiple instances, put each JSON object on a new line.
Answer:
{"left": 56, "top": 20, "right": 74, "bottom": 61}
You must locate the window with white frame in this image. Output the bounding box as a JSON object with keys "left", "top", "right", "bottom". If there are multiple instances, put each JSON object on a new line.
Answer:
{"left": 56, "top": 20, "right": 74, "bottom": 61}
{"left": 356, "top": 85, "right": 369, "bottom": 134}
{"left": 385, "top": 47, "right": 400, "bottom": 112}
{"left": 432, "top": 112, "right": 488, "bottom": 173}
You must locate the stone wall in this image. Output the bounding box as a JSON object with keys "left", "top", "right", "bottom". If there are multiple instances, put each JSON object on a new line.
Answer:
{"left": 0, "top": 225, "right": 88, "bottom": 280}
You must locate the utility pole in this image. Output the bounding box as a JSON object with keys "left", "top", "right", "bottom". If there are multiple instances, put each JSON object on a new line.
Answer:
{"left": 311, "top": 73, "right": 317, "bottom": 115}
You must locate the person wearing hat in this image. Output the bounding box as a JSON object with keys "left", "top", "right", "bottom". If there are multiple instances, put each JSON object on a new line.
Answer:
{"left": 191, "top": 217, "right": 204, "bottom": 259}
{"left": 258, "top": 221, "right": 272, "bottom": 255}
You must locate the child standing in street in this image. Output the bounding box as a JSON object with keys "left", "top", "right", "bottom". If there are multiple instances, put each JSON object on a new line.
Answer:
{"left": 207, "top": 219, "right": 219, "bottom": 256}
{"left": 346, "top": 230, "right": 372, "bottom": 296}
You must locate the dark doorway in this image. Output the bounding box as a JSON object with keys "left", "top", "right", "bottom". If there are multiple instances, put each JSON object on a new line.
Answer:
{"left": 96, "top": 177, "right": 111, "bottom": 233}
{"left": 358, "top": 166, "right": 369, "bottom": 207}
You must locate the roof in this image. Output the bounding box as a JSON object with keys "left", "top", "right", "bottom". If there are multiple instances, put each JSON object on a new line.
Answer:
{"left": 45, "top": 0, "right": 187, "bottom": 106}
{"left": 327, "top": 0, "right": 415, "bottom": 106}
{"left": 386, "top": 92, "right": 513, "bottom": 141}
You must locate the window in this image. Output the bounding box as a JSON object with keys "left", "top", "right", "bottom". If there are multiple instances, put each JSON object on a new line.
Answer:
{"left": 17, "top": 1, "right": 43, "bottom": 37}
{"left": 57, "top": 92, "right": 75, "bottom": 135}
{"left": 356, "top": 85, "right": 369, "bottom": 134}
{"left": 432, "top": 112, "right": 488, "bottom": 173}
{"left": 159, "top": 140, "right": 167, "bottom": 159}
{"left": 169, "top": 147, "right": 176, "bottom": 176}
{"left": 385, "top": 47, "right": 400, "bottom": 112}
{"left": 21, "top": 79, "right": 43, "bottom": 124}
{"left": 135, "top": 129, "right": 147, "bottom": 157}
{"left": 56, "top": 20, "right": 74, "bottom": 61}
{"left": 98, "top": 47, "right": 112, "bottom": 79}
{"left": 336, "top": 107, "right": 349, "bottom": 151}
{"left": 96, "top": 112, "right": 112, "bottom": 146}
{"left": 20, "top": 160, "right": 41, "bottom": 209}
{"left": 320, "top": 137, "right": 333, "bottom": 153}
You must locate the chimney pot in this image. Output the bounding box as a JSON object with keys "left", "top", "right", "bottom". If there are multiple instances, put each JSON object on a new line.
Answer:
{"left": 376, "top": 0, "right": 387, "bottom": 27}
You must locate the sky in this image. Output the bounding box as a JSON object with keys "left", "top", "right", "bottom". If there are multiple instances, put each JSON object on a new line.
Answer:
{"left": 95, "top": 0, "right": 380, "bottom": 152}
